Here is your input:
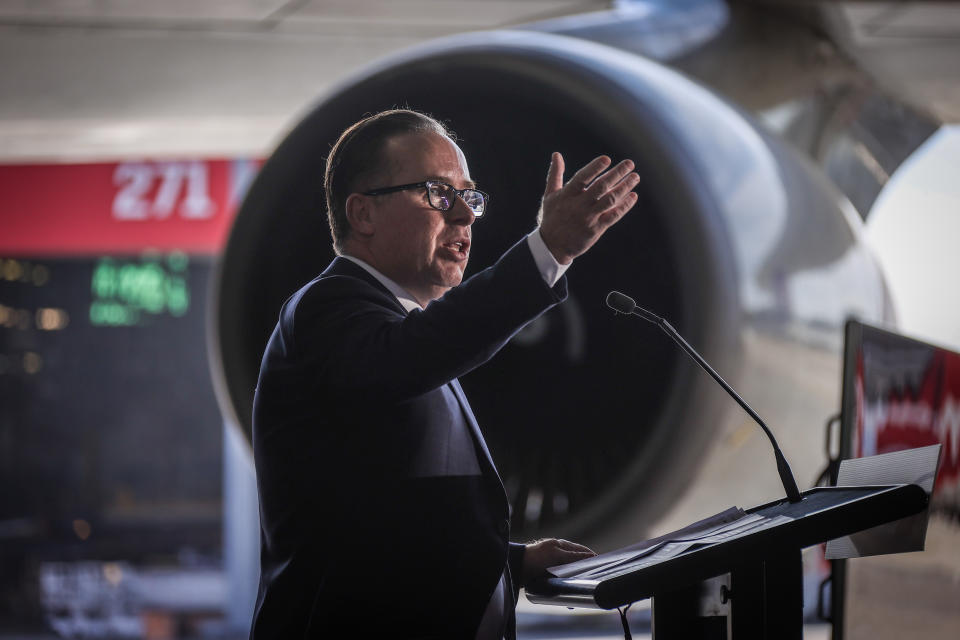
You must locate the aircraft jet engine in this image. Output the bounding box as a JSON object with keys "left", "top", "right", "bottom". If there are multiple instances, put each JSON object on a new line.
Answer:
{"left": 211, "top": 31, "right": 892, "bottom": 546}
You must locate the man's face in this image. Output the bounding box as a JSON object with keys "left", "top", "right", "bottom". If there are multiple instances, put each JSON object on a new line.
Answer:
{"left": 364, "top": 132, "right": 476, "bottom": 306}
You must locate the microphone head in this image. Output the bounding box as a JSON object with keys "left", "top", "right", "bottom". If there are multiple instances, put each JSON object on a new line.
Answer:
{"left": 606, "top": 291, "right": 636, "bottom": 314}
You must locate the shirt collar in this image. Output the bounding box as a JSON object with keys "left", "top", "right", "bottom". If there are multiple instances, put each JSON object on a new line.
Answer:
{"left": 340, "top": 254, "right": 423, "bottom": 313}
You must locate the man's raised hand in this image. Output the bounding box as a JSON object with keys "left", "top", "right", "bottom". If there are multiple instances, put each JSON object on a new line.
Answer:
{"left": 537, "top": 153, "right": 639, "bottom": 265}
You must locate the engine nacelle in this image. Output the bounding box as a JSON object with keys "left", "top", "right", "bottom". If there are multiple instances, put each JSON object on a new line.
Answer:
{"left": 212, "top": 31, "right": 890, "bottom": 546}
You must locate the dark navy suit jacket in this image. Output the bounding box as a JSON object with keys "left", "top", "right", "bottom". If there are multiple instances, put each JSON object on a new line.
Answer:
{"left": 250, "top": 238, "right": 567, "bottom": 638}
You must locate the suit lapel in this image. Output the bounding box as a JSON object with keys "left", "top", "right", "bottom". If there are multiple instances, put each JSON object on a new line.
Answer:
{"left": 448, "top": 378, "right": 502, "bottom": 485}
{"left": 324, "top": 257, "right": 506, "bottom": 496}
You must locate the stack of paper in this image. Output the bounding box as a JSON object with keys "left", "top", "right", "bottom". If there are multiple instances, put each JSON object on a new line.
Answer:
{"left": 549, "top": 506, "right": 793, "bottom": 581}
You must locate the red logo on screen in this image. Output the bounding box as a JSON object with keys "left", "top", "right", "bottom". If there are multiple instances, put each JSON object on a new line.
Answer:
{"left": 856, "top": 348, "right": 960, "bottom": 491}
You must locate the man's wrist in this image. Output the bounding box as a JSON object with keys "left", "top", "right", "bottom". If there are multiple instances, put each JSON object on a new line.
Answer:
{"left": 526, "top": 228, "right": 571, "bottom": 287}
{"left": 536, "top": 225, "right": 573, "bottom": 265}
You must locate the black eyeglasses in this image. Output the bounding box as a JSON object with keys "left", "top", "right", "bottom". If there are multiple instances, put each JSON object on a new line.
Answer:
{"left": 362, "top": 180, "right": 489, "bottom": 217}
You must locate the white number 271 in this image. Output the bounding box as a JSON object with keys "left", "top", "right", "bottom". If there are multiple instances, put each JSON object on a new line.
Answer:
{"left": 112, "top": 161, "right": 215, "bottom": 220}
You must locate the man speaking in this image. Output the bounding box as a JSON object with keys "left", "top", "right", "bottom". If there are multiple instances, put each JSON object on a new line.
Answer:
{"left": 250, "top": 109, "right": 639, "bottom": 638}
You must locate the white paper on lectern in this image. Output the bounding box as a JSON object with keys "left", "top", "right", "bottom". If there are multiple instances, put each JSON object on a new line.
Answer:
{"left": 824, "top": 444, "right": 941, "bottom": 559}
{"left": 547, "top": 506, "right": 746, "bottom": 579}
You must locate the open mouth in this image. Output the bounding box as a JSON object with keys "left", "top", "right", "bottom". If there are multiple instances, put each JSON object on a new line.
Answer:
{"left": 443, "top": 240, "right": 470, "bottom": 259}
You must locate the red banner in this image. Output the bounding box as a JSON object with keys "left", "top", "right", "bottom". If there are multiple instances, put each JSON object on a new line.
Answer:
{"left": 0, "top": 159, "right": 261, "bottom": 256}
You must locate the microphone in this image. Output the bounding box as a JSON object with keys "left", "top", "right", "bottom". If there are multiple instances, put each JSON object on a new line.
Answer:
{"left": 606, "top": 291, "right": 803, "bottom": 503}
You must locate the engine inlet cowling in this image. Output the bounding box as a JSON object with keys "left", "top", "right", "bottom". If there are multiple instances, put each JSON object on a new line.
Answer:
{"left": 212, "top": 31, "right": 888, "bottom": 543}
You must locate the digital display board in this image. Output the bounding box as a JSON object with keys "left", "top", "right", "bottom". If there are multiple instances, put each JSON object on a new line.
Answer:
{"left": 0, "top": 158, "right": 259, "bottom": 564}
{"left": 89, "top": 253, "right": 192, "bottom": 327}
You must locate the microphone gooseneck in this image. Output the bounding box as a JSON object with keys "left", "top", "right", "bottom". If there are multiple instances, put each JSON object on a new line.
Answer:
{"left": 606, "top": 290, "right": 803, "bottom": 504}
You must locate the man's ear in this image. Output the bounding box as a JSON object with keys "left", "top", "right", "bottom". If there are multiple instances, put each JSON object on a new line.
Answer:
{"left": 345, "top": 193, "right": 375, "bottom": 237}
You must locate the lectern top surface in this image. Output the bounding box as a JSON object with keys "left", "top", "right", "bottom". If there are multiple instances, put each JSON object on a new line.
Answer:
{"left": 750, "top": 485, "right": 908, "bottom": 519}
{"left": 527, "top": 484, "right": 928, "bottom": 610}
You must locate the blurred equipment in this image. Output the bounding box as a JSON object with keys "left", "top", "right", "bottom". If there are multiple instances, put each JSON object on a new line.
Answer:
{"left": 39, "top": 561, "right": 226, "bottom": 639}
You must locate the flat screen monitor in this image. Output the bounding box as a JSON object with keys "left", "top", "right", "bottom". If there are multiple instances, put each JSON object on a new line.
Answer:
{"left": 834, "top": 320, "right": 960, "bottom": 639}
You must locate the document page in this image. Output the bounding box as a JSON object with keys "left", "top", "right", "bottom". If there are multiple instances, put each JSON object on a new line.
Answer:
{"left": 825, "top": 444, "right": 941, "bottom": 559}
{"left": 548, "top": 506, "right": 747, "bottom": 579}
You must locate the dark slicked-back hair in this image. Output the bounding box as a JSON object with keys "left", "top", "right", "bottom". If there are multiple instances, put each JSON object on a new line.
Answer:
{"left": 324, "top": 109, "right": 453, "bottom": 253}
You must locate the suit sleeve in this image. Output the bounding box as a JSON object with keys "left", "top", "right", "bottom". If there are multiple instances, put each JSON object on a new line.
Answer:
{"left": 290, "top": 238, "right": 567, "bottom": 403}
{"left": 507, "top": 542, "right": 526, "bottom": 597}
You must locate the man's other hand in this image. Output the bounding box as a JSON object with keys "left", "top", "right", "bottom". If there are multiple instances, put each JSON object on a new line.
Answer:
{"left": 522, "top": 538, "right": 596, "bottom": 585}
{"left": 538, "top": 153, "right": 640, "bottom": 265}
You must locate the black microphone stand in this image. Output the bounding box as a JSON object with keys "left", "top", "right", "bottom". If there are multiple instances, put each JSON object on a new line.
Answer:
{"left": 607, "top": 291, "right": 803, "bottom": 503}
